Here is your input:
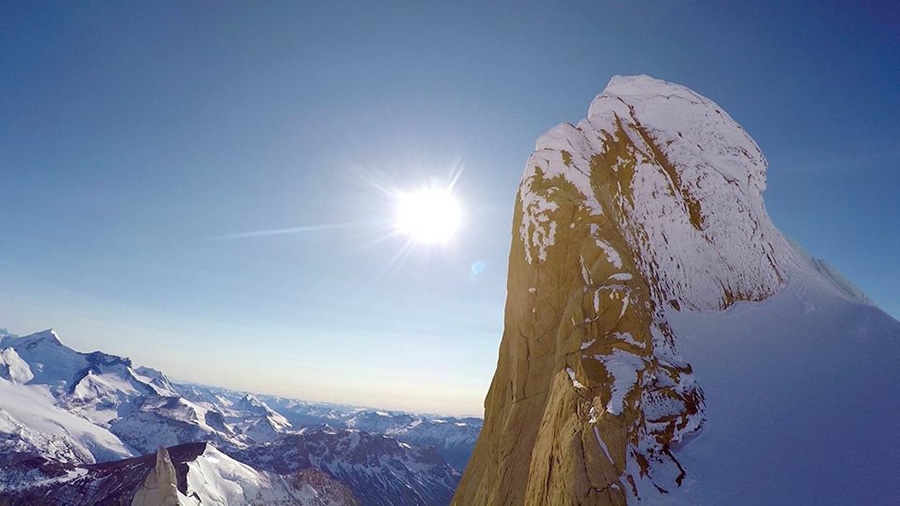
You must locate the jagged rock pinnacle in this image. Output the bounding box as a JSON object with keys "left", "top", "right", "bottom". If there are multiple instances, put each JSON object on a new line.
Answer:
{"left": 132, "top": 446, "right": 182, "bottom": 506}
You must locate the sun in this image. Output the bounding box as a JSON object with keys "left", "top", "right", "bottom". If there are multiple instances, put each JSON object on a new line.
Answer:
{"left": 395, "top": 188, "right": 462, "bottom": 244}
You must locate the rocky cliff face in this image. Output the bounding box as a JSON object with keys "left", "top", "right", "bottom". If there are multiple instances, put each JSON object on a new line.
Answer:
{"left": 455, "top": 75, "right": 794, "bottom": 504}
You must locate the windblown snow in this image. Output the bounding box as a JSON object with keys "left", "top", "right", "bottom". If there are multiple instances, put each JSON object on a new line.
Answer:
{"left": 652, "top": 259, "right": 900, "bottom": 505}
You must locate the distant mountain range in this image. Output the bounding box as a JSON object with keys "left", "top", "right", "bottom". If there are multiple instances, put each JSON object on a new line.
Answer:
{"left": 0, "top": 328, "right": 480, "bottom": 505}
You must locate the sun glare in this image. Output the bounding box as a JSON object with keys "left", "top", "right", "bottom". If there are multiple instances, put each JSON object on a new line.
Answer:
{"left": 395, "top": 188, "right": 462, "bottom": 244}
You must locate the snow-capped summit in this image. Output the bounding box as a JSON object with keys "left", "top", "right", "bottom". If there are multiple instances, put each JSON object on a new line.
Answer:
{"left": 528, "top": 74, "right": 793, "bottom": 310}
{"left": 133, "top": 365, "right": 180, "bottom": 396}
{"left": 236, "top": 393, "right": 274, "bottom": 414}
{"left": 0, "top": 328, "right": 60, "bottom": 345}
{"left": 457, "top": 75, "right": 900, "bottom": 505}
{"left": 1, "top": 329, "right": 79, "bottom": 387}
{"left": 232, "top": 393, "right": 293, "bottom": 443}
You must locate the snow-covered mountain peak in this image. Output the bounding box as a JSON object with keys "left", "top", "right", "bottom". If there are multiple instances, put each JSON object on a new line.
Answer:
{"left": 230, "top": 394, "right": 293, "bottom": 443}
{"left": 238, "top": 393, "right": 266, "bottom": 410}
{"left": 594, "top": 74, "right": 703, "bottom": 104}
{"left": 587, "top": 74, "right": 768, "bottom": 200}
{"left": 1, "top": 328, "right": 63, "bottom": 348}
{"left": 132, "top": 366, "right": 179, "bottom": 397}
{"left": 3, "top": 330, "right": 91, "bottom": 388}
{"left": 525, "top": 74, "right": 790, "bottom": 310}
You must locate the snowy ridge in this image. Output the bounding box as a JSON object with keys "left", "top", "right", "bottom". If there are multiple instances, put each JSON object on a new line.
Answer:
{"left": 655, "top": 257, "right": 900, "bottom": 504}
{"left": 809, "top": 258, "right": 876, "bottom": 305}
{"left": 783, "top": 238, "right": 876, "bottom": 306}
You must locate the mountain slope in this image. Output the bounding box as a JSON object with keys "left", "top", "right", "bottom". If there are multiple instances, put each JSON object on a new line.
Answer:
{"left": 1, "top": 330, "right": 179, "bottom": 428}
{"left": 0, "top": 346, "right": 134, "bottom": 465}
{"left": 455, "top": 75, "right": 899, "bottom": 505}
{"left": 658, "top": 264, "right": 900, "bottom": 504}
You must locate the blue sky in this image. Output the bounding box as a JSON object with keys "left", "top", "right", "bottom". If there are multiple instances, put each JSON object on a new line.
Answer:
{"left": 1, "top": 1, "right": 897, "bottom": 415}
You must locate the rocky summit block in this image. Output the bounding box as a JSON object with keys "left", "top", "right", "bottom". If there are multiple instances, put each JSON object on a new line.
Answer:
{"left": 455, "top": 75, "right": 797, "bottom": 505}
